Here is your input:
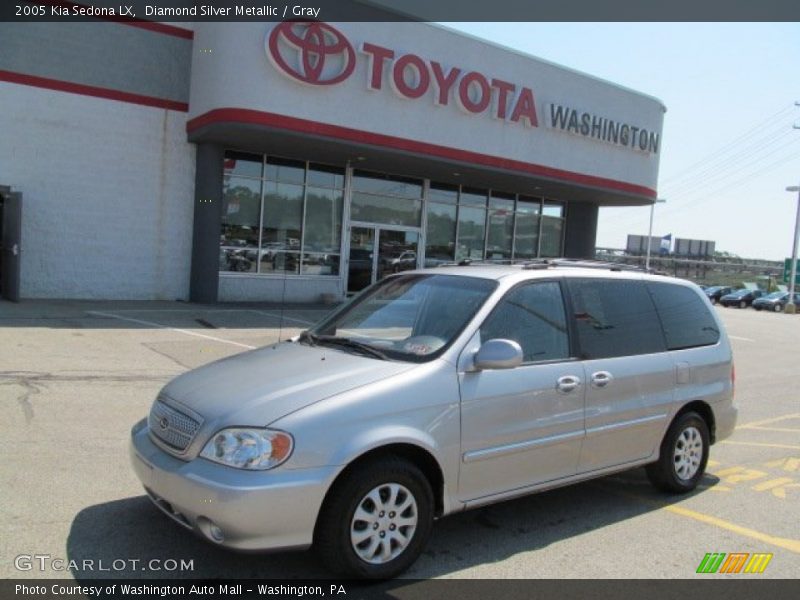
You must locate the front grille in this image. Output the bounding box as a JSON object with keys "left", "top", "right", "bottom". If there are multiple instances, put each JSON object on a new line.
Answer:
{"left": 148, "top": 399, "right": 201, "bottom": 452}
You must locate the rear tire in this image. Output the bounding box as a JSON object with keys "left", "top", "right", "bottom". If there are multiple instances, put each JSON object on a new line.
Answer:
{"left": 774, "top": 304, "right": 783, "bottom": 312}
{"left": 647, "top": 411, "right": 709, "bottom": 493}
{"left": 314, "top": 456, "right": 434, "bottom": 579}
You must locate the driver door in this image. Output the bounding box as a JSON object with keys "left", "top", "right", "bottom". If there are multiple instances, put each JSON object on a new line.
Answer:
{"left": 458, "top": 280, "right": 585, "bottom": 502}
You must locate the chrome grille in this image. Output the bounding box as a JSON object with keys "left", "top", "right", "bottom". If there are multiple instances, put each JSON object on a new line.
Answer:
{"left": 148, "top": 399, "right": 201, "bottom": 452}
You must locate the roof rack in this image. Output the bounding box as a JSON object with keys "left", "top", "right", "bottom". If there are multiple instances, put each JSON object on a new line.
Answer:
{"left": 522, "top": 258, "right": 648, "bottom": 273}
{"left": 433, "top": 258, "right": 650, "bottom": 274}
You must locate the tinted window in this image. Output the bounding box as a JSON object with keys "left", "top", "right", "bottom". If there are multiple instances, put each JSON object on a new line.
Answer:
{"left": 480, "top": 282, "right": 569, "bottom": 363}
{"left": 567, "top": 279, "right": 665, "bottom": 359}
{"left": 648, "top": 283, "right": 721, "bottom": 350}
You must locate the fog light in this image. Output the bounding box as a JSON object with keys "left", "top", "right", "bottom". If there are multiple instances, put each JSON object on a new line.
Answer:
{"left": 197, "top": 516, "right": 225, "bottom": 543}
{"left": 209, "top": 524, "right": 224, "bottom": 542}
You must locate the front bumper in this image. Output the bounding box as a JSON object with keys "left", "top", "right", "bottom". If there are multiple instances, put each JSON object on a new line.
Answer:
{"left": 129, "top": 419, "right": 340, "bottom": 551}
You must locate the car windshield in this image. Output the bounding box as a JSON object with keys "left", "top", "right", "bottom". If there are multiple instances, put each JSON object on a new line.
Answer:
{"left": 763, "top": 292, "right": 787, "bottom": 300}
{"left": 729, "top": 289, "right": 748, "bottom": 297}
{"left": 304, "top": 274, "right": 497, "bottom": 362}
{"left": 706, "top": 286, "right": 722, "bottom": 293}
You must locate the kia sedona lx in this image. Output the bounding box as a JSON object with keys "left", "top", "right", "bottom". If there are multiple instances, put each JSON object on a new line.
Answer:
{"left": 130, "top": 262, "right": 736, "bottom": 579}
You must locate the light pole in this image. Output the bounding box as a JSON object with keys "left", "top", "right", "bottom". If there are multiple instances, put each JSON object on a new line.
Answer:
{"left": 645, "top": 198, "right": 667, "bottom": 271}
{"left": 785, "top": 185, "right": 800, "bottom": 314}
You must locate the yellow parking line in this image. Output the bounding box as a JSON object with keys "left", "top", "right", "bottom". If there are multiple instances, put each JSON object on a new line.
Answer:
{"left": 663, "top": 505, "right": 800, "bottom": 553}
{"left": 720, "top": 440, "right": 800, "bottom": 450}
{"left": 746, "top": 426, "right": 800, "bottom": 433}
{"left": 737, "top": 413, "right": 800, "bottom": 429}
{"left": 595, "top": 484, "right": 800, "bottom": 554}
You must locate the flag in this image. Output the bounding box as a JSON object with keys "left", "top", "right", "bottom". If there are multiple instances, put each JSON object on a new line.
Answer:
{"left": 659, "top": 234, "right": 672, "bottom": 255}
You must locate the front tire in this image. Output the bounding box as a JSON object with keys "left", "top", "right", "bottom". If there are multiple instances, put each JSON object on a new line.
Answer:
{"left": 646, "top": 411, "right": 709, "bottom": 493}
{"left": 739, "top": 300, "right": 747, "bottom": 309}
{"left": 774, "top": 304, "right": 783, "bottom": 312}
{"left": 314, "top": 457, "right": 434, "bottom": 579}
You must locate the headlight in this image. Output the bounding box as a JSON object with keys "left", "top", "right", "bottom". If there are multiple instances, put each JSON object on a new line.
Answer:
{"left": 199, "top": 428, "right": 293, "bottom": 470}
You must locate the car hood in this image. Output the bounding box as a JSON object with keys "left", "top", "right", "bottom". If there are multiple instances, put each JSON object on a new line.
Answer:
{"left": 159, "top": 341, "right": 417, "bottom": 431}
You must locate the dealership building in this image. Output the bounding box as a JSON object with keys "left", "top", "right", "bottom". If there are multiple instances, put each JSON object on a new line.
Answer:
{"left": 0, "top": 17, "right": 665, "bottom": 303}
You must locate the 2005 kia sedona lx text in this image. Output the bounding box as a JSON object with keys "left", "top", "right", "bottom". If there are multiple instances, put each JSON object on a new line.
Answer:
{"left": 130, "top": 262, "right": 736, "bottom": 578}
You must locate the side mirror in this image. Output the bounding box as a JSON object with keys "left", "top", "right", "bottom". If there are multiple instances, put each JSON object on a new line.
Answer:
{"left": 473, "top": 339, "right": 523, "bottom": 370}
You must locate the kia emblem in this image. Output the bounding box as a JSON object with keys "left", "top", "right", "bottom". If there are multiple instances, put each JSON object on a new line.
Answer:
{"left": 267, "top": 21, "right": 356, "bottom": 85}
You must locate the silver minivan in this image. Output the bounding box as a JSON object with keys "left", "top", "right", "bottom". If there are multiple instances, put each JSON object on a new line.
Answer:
{"left": 130, "top": 263, "right": 736, "bottom": 578}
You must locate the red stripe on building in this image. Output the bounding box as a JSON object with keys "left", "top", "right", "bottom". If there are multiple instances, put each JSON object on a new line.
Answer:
{"left": 0, "top": 70, "right": 189, "bottom": 112}
{"left": 118, "top": 20, "right": 194, "bottom": 40}
{"left": 187, "top": 108, "right": 657, "bottom": 199}
{"left": 38, "top": 1, "right": 194, "bottom": 39}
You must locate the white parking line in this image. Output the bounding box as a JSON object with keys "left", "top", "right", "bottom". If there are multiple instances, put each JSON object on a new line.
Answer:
{"left": 246, "top": 310, "right": 315, "bottom": 326}
{"left": 86, "top": 311, "right": 257, "bottom": 350}
{"left": 84, "top": 307, "right": 317, "bottom": 326}
{"left": 729, "top": 335, "right": 755, "bottom": 342}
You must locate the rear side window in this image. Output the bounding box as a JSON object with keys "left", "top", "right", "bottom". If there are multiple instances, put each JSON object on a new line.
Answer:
{"left": 567, "top": 278, "right": 665, "bottom": 359}
{"left": 647, "top": 282, "right": 720, "bottom": 350}
{"left": 480, "top": 281, "right": 570, "bottom": 363}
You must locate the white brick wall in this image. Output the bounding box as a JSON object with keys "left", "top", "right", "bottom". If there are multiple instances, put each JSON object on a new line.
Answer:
{"left": 219, "top": 274, "right": 342, "bottom": 303}
{"left": 0, "top": 83, "right": 196, "bottom": 299}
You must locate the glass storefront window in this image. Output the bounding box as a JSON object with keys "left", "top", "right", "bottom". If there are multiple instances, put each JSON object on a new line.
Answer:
{"left": 489, "top": 191, "right": 515, "bottom": 210}
{"left": 351, "top": 192, "right": 421, "bottom": 227}
{"left": 223, "top": 151, "right": 263, "bottom": 179}
{"left": 540, "top": 216, "right": 564, "bottom": 257}
{"left": 425, "top": 202, "right": 457, "bottom": 266}
{"left": 221, "top": 177, "right": 262, "bottom": 248}
{"left": 221, "top": 151, "right": 344, "bottom": 277}
{"left": 428, "top": 183, "right": 458, "bottom": 205}
{"left": 487, "top": 208, "right": 513, "bottom": 260}
{"left": 543, "top": 201, "right": 565, "bottom": 218}
{"left": 513, "top": 196, "right": 541, "bottom": 259}
{"left": 456, "top": 205, "right": 487, "bottom": 261}
{"left": 301, "top": 252, "right": 340, "bottom": 276}
{"left": 460, "top": 187, "right": 488, "bottom": 207}
{"left": 262, "top": 181, "right": 303, "bottom": 251}
{"left": 307, "top": 163, "right": 345, "bottom": 189}
{"left": 265, "top": 157, "right": 306, "bottom": 185}
{"left": 352, "top": 171, "right": 423, "bottom": 199}
{"left": 304, "top": 187, "right": 343, "bottom": 253}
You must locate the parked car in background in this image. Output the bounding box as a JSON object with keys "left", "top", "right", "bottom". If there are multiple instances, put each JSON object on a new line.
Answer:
{"left": 704, "top": 286, "right": 733, "bottom": 304}
{"left": 719, "top": 288, "right": 764, "bottom": 308}
{"left": 752, "top": 291, "right": 800, "bottom": 312}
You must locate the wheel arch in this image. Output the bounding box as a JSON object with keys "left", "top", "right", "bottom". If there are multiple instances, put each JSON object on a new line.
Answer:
{"left": 674, "top": 400, "right": 716, "bottom": 444}
{"left": 317, "top": 442, "right": 447, "bottom": 523}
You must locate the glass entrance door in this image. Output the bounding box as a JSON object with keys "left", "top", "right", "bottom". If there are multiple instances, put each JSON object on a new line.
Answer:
{"left": 347, "top": 226, "right": 419, "bottom": 294}
{"left": 348, "top": 227, "right": 375, "bottom": 294}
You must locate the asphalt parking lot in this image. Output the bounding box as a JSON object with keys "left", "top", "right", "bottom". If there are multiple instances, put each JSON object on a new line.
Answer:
{"left": 0, "top": 299, "right": 798, "bottom": 580}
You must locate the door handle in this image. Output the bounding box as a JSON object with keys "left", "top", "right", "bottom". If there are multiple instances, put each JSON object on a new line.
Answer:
{"left": 591, "top": 371, "right": 613, "bottom": 388}
{"left": 556, "top": 375, "right": 581, "bottom": 393}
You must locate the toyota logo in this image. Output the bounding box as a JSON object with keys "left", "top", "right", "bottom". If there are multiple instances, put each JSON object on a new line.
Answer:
{"left": 159, "top": 417, "right": 170, "bottom": 430}
{"left": 267, "top": 21, "right": 356, "bottom": 86}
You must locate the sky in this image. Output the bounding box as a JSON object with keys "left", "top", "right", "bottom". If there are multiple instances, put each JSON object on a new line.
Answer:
{"left": 443, "top": 23, "right": 800, "bottom": 261}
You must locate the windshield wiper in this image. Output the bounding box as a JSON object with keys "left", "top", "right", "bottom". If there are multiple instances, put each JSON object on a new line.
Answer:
{"left": 298, "top": 331, "right": 318, "bottom": 346}
{"left": 315, "top": 335, "right": 389, "bottom": 360}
